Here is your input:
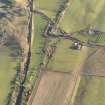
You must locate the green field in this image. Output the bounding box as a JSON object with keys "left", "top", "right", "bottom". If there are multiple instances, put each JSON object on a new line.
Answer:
{"left": 35, "top": 0, "right": 66, "bottom": 18}
{"left": 74, "top": 76, "right": 105, "bottom": 105}
{"left": 0, "top": 46, "right": 18, "bottom": 105}
{"left": 21, "top": 12, "right": 48, "bottom": 105}
{"left": 59, "top": 0, "right": 105, "bottom": 33}
{"left": 26, "top": 13, "right": 48, "bottom": 85}
{"left": 47, "top": 39, "right": 96, "bottom": 72}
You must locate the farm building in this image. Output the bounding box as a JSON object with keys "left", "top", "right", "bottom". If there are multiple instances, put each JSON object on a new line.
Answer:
{"left": 73, "top": 42, "right": 83, "bottom": 50}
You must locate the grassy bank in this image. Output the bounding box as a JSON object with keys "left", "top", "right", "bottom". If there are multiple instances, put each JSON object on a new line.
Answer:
{"left": 0, "top": 46, "right": 18, "bottom": 105}
{"left": 28, "top": 13, "right": 48, "bottom": 82}
{"left": 74, "top": 76, "right": 105, "bottom": 105}
{"left": 21, "top": 13, "right": 48, "bottom": 104}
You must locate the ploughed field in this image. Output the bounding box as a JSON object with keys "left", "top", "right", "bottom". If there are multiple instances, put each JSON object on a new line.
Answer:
{"left": 32, "top": 71, "right": 78, "bottom": 105}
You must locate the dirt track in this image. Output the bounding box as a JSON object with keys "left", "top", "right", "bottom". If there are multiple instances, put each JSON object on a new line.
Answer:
{"left": 31, "top": 71, "right": 78, "bottom": 105}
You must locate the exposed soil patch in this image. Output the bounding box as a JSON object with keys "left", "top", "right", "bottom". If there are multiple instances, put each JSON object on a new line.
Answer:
{"left": 15, "top": 0, "right": 27, "bottom": 7}
{"left": 31, "top": 71, "right": 77, "bottom": 105}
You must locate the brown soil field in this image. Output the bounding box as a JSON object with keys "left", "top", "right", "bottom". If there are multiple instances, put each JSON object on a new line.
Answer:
{"left": 82, "top": 48, "right": 105, "bottom": 76}
{"left": 31, "top": 71, "right": 78, "bottom": 105}
{"left": 15, "top": 0, "right": 27, "bottom": 6}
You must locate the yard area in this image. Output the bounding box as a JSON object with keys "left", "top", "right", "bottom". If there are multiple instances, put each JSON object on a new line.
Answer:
{"left": 74, "top": 76, "right": 105, "bottom": 105}
{"left": 0, "top": 46, "right": 18, "bottom": 105}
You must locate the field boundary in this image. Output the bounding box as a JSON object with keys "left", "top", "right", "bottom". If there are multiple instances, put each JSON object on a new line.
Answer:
{"left": 27, "top": 70, "right": 42, "bottom": 105}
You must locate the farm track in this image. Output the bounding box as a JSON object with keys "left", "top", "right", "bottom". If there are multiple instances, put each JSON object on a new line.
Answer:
{"left": 43, "top": 68, "right": 72, "bottom": 74}
{"left": 33, "top": 10, "right": 52, "bottom": 22}
{"left": 81, "top": 73, "right": 105, "bottom": 77}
